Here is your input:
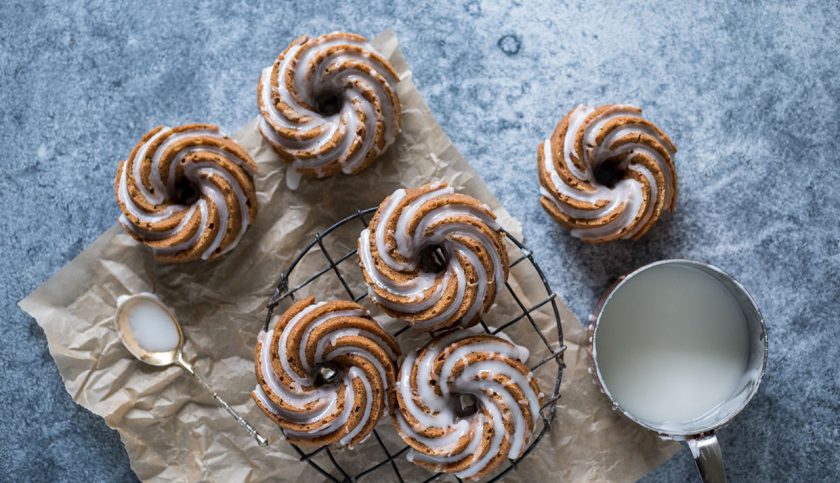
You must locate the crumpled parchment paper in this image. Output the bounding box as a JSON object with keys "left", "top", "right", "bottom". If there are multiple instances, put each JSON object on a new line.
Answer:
{"left": 19, "top": 31, "right": 679, "bottom": 482}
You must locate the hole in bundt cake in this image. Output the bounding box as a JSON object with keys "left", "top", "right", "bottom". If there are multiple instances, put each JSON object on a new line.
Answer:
{"left": 313, "top": 362, "right": 341, "bottom": 386}
{"left": 452, "top": 393, "right": 479, "bottom": 418}
{"left": 315, "top": 91, "right": 342, "bottom": 116}
{"left": 173, "top": 179, "right": 200, "bottom": 205}
{"left": 419, "top": 244, "right": 449, "bottom": 274}
{"left": 593, "top": 156, "right": 628, "bottom": 189}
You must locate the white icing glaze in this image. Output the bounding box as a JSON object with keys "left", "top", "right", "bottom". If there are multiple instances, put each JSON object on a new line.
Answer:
{"left": 358, "top": 182, "right": 508, "bottom": 331}
{"left": 252, "top": 299, "right": 398, "bottom": 448}
{"left": 115, "top": 124, "right": 257, "bottom": 261}
{"left": 285, "top": 164, "right": 303, "bottom": 190}
{"left": 394, "top": 328, "right": 542, "bottom": 479}
{"left": 116, "top": 293, "right": 181, "bottom": 353}
{"left": 257, "top": 32, "right": 400, "bottom": 181}
{"left": 538, "top": 104, "right": 677, "bottom": 241}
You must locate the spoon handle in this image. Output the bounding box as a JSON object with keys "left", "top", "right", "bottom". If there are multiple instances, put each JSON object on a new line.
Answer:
{"left": 177, "top": 353, "right": 269, "bottom": 447}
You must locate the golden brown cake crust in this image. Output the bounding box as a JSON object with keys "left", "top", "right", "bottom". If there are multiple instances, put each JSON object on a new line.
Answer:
{"left": 537, "top": 104, "right": 677, "bottom": 242}
{"left": 114, "top": 123, "right": 258, "bottom": 263}
{"left": 252, "top": 296, "right": 400, "bottom": 448}
{"left": 257, "top": 32, "right": 401, "bottom": 180}
{"left": 392, "top": 330, "right": 543, "bottom": 480}
{"left": 358, "top": 182, "right": 509, "bottom": 331}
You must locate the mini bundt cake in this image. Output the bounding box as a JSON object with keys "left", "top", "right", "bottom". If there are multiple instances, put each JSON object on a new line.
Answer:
{"left": 393, "top": 329, "right": 543, "bottom": 480}
{"left": 114, "top": 123, "right": 258, "bottom": 263}
{"left": 252, "top": 296, "right": 400, "bottom": 448}
{"left": 358, "top": 182, "right": 509, "bottom": 331}
{"left": 538, "top": 104, "right": 677, "bottom": 242}
{"left": 257, "top": 32, "right": 401, "bottom": 186}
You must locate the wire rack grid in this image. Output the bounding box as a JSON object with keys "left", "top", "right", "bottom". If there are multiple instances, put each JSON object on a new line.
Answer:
{"left": 261, "top": 207, "right": 567, "bottom": 482}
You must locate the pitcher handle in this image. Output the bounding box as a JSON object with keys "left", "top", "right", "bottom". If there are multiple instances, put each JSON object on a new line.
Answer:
{"left": 687, "top": 433, "right": 727, "bottom": 483}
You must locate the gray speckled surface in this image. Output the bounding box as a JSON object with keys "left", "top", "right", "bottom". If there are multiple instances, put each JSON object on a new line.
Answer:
{"left": 3, "top": 1, "right": 839, "bottom": 481}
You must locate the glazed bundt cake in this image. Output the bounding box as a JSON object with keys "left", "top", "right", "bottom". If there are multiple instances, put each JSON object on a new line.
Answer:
{"left": 257, "top": 32, "right": 401, "bottom": 186}
{"left": 393, "top": 329, "right": 543, "bottom": 480}
{"left": 114, "top": 123, "right": 258, "bottom": 263}
{"left": 358, "top": 182, "right": 509, "bottom": 331}
{"left": 252, "top": 296, "right": 400, "bottom": 448}
{"left": 538, "top": 104, "right": 677, "bottom": 242}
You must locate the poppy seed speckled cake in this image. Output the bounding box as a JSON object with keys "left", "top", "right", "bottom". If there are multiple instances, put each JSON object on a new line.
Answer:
{"left": 257, "top": 32, "right": 401, "bottom": 187}
{"left": 114, "top": 123, "right": 258, "bottom": 263}
{"left": 537, "top": 104, "right": 677, "bottom": 242}
{"left": 358, "top": 182, "right": 510, "bottom": 331}
{"left": 392, "top": 329, "right": 543, "bottom": 480}
{"left": 252, "top": 296, "right": 400, "bottom": 448}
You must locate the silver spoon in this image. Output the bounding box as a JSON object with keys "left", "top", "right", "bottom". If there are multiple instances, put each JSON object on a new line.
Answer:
{"left": 115, "top": 293, "right": 268, "bottom": 447}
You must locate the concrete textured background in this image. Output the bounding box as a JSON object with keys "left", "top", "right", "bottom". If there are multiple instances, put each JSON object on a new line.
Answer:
{"left": 2, "top": 0, "right": 839, "bottom": 481}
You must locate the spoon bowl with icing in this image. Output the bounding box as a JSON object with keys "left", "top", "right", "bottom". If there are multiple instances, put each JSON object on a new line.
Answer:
{"left": 116, "top": 293, "right": 184, "bottom": 366}
{"left": 115, "top": 293, "right": 268, "bottom": 447}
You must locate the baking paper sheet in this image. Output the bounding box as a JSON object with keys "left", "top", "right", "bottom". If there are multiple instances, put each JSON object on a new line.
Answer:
{"left": 19, "top": 31, "right": 679, "bottom": 482}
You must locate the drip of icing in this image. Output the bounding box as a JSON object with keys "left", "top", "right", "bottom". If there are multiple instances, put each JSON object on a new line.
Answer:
{"left": 285, "top": 166, "right": 303, "bottom": 190}
{"left": 495, "top": 330, "right": 530, "bottom": 363}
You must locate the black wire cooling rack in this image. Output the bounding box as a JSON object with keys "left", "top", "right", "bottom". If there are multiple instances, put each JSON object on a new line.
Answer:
{"left": 261, "top": 207, "right": 567, "bottom": 482}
